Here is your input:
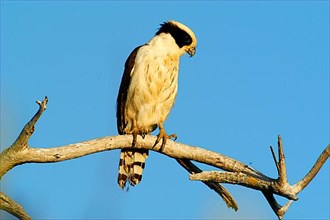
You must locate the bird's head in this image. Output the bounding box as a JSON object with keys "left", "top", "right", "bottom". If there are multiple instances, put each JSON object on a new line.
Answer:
{"left": 155, "top": 20, "right": 197, "bottom": 57}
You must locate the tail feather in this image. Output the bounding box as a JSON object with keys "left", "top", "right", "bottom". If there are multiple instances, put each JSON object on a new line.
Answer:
{"left": 118, "top": 149, "right": 148, "bottom": 189}
{"left": 118, "top": 150, "right": 133, "bottom": 188}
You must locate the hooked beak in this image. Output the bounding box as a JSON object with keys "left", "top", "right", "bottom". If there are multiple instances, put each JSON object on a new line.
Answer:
{"left": 187, "top": 47, "right": 196, "bottom": 57}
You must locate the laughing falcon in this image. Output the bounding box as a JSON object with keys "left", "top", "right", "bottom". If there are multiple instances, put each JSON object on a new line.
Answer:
{"left": 116, "top": 20, "right": 197, "bottom": 189}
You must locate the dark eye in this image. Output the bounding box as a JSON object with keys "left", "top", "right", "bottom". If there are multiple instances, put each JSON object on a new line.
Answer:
{"left": 170, "top": 26, "right": 193, "bottom": 48}
{"left": 184, "top": 34, "right": 192, "bottom": 45}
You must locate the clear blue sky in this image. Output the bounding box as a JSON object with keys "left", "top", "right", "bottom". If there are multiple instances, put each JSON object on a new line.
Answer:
{"left": 1, "top": 1, "right": 329, "bottom": 219}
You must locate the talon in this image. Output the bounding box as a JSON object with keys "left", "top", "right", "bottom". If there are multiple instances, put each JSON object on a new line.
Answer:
{"left": 168, "top": 134, "right": 177, "bottom": 141}
{"left": 132, "top": 133, "right": 137, "bottom": 148}
{"left": 153, "top": 135, "right": 161, "bottom": 148}
{"left": 153, "top": 124, "right": 177, "bottom": 151}
{"left": 159, "top": 137, "right": 167, "bottom": 151}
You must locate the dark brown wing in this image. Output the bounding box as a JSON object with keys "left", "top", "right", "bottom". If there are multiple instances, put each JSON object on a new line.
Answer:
{"left": 116, "top": 45, "right": 143, "bottom": 134}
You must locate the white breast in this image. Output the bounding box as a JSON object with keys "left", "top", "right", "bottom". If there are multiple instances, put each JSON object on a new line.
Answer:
{"left": 124, "top": 43, "right": 180, "bottom": 134}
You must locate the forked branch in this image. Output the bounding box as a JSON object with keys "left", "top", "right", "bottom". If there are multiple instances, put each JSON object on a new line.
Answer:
{"left": 190, "top": 137, "right": 329, "bottom": 220}
{"left": 0, "top": 97, "right": 328, "bottom": 220}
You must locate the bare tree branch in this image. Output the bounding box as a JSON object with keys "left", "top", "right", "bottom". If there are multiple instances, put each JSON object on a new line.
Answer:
{"left": 0, "top": 192, "right": 31, "bottom": 220}
{"left": 0, "top": 96, "right": 48, "bottom": 178}
{"left": 0, "top": 136, "right": 266, "bottom": 180}
{"left": 277, "top": 135, "right": 288, "bottom": 187}
{"left": 293, "top": 144, "right": 330, "bottom": 193}
{"left": 11, "top": 97, "right": 48, "bottom": 151}
{"left": 189, "top": 171, "right": 297, "bottom": 200}
{"left": 176, "top": 159, "right": 238, "bottom": 211}
{"left": 262, "top": 191, "right": 293, "bottom": 220}
{"left": 190, "top": 136, "right": 329, "bottom": 219}
{"left": 0, "top": 97, "right": 328, "bottom": 220}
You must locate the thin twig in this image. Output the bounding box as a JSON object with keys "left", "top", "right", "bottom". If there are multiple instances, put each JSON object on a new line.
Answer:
{"left": 270, "top": 145, "right": 280, "bottom": 174}
{"left": 279, "top": 200, "right": 293, "bottom": 218}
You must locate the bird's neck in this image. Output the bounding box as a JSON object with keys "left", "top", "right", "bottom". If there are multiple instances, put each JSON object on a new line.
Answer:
{"left": 147, "top": 34, "right": 183, "bottom": 57}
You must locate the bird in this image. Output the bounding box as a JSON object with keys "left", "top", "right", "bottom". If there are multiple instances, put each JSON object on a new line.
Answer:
{"left": 116, "top": 20, "right": 197, "bottom": 189}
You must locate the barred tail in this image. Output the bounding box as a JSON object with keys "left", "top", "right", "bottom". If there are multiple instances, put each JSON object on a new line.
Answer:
{"left": 118, "top": 149, "right": 149, "bottom": 189}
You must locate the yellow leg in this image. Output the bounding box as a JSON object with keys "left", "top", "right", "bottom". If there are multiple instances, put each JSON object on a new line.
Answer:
{"left": 130, "top": 124, "right": 140, "bottom": 148}
{"left": 131, "top": 127, "right": 147, "bottom": 148}
{"left": 154, "top": 123, "right": 177, "bottom": 151}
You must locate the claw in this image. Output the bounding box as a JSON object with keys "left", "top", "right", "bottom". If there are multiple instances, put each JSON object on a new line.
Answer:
{"left": 168, "top": 134, "right": 177, "bottom": 141}
{"left": 153, "top": 125, "right": 177, "bottom": 151}
{"left": 159, "top": 138, "right": 167, "bottom": 151}
{"left": 132, "top": 133, "right": 137, "bottom": 148}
